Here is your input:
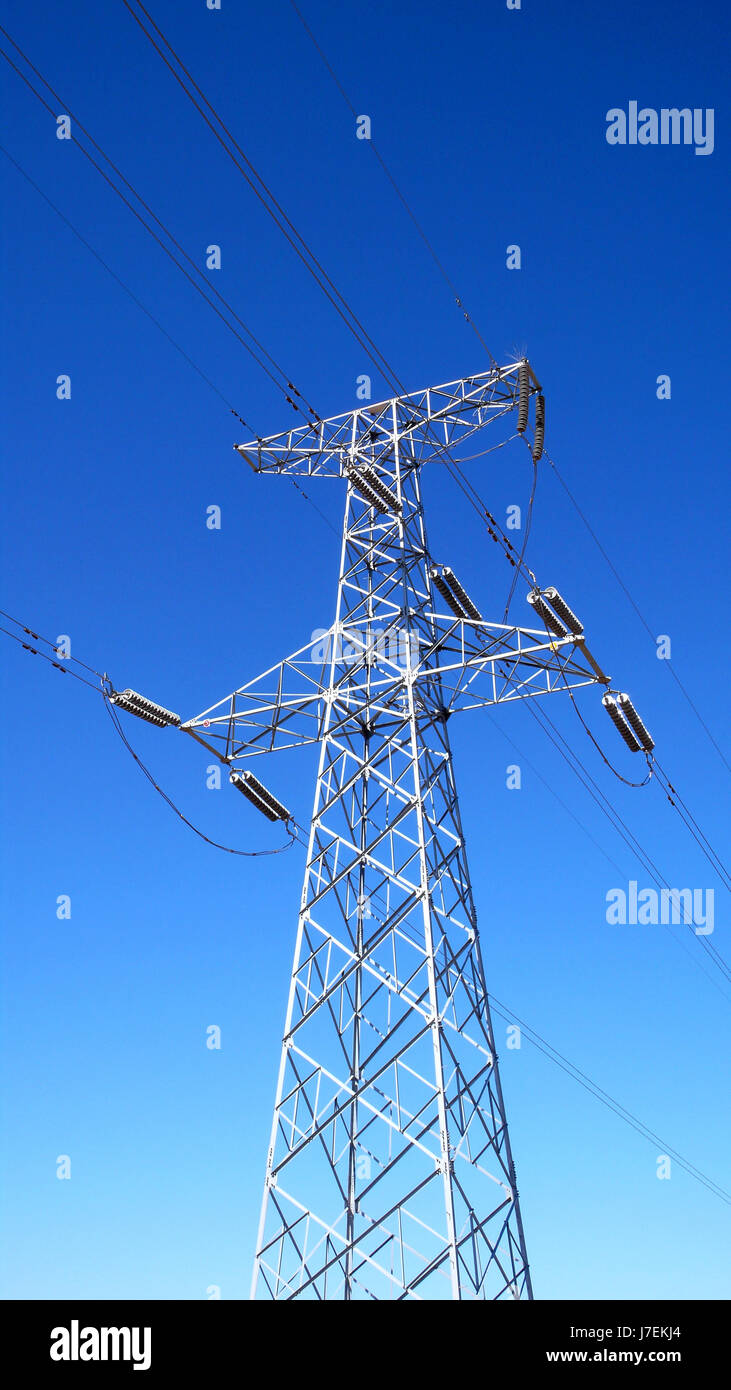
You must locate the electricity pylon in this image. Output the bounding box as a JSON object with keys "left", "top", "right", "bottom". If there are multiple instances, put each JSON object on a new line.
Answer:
{"left": 180, "top": 362, "right": 609, "bottom": 1300}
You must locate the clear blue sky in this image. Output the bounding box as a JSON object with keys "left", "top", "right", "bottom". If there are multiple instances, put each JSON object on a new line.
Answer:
{"left": 1, "top": 0, "right": 729, "bottom": 1299}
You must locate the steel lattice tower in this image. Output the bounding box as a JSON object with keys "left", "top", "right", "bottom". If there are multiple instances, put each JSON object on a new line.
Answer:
{"left": 180, "top": 362, "right": 607, "bottom": 1300}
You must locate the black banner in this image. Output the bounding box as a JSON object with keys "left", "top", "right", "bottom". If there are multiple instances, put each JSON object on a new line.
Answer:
{"left": 2, "top": 1299, "right": 721, "bottom": 1376}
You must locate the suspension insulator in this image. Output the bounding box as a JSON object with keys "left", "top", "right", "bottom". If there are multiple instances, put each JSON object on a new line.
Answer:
{"left": 517, "top": 360, "right": 529, "bottom": 433}
{"left": 543, "top": 587, "right": 584, "bottom": 636}
{"left": 617, "top": 694, "right": 655, "bottom": 751}
{"left": 532, "top": 394, "right": 545, "bottom": 462}
{"left": 230, "top": 770, "right": 291, "bottom": 823}
{"left": 442, "top": 567, "right": 482, "bottom": 621}
{"left": 527, "top": 589, "right": 568, "bottom": 639}
{"left": 359, "top": 464, "right": 401, "bottom": 513}
{"left": 347, "top": 463, "right": 400, "bottom": 515}
{"left": 112, "top": 689, "right": 180, "bottom": 727}
{"left": 430, "top": 568, "right": 467, "bottom": 618}
{"left": 602, "top": 694, "right": 642, "bottom": 752}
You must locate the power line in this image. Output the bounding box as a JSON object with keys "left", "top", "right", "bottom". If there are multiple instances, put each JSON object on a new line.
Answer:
{"left": 103, "top": 692, "right": 297, "bottom": 857}
{"left": 0, "top": 612, "right": 297, "bottom": 857}
{"left": 0, "top": 26, "right": 320, "bottom": 431}
{"left": 0, "top": 607, "right": 105, "bottom": 680}
{"left": 2, "top": 4, "right": 526, "bottom": 595}
{"left": 0, "top": 32, "right": 344, "bottom": 537}
{"left": 486, "top": 602, "right": 731, "bottom": 992}
{"left": 0, "top": 145, "right": 338, "bottom": 539}
{"left": 5, "top": 603, "right": 728, "bottom": 1209}
{"left": 119, "top": 1, "right": 541, "bottom": 591}
{"left": 4, "top": 56, "right": 722, "bottom": 989}
{"left": 483, "top": 708, "right": 627, "bottom": 879}
{"left": 8, "top": 602, "right": 721, "bottom": 978}
{"left": 0, "top": 622, "right": 101, "bottom": 692}
{"left": 481, "top": 674, "right": 730, "bottom": 1000}
{"left": 287, "top": 0, "right": 500, "bottom": 372}
{"left": 532, "top": 605, "right": 731, "bottom": 902}
{"left": 653, "top": 761, "right": 731, "bottom": 893}
{"left": 544, "top": 451, "right": 731, "bottom": 775}
{"left": 512, "top": 566, "right": 731, "bottom": 998}
{"left": 529, "top": 601, "right": 656, "bottom": 792}
{"left": 283, "top": 0, "right": 731, "bottom": 950}
{"left": 120, "top": 0, "right": 426, "bottom": 398}
{"left": 519, "top": 694, "right": 731, "bottom": 994}
{"left": 502, "top": 458, "right": 538, "bottom": 621}
{"left": 0, "top": 145, "right": 248, "bottom": 420}
{"left": 280, "top": 5, "right": 731, "bottom": 928}
{"left": 362, "top": 875, "right": 731, "bottom": 1206}
{"left": 525, "top": 694, "right": 730, "bottom": 976}
{"left": 487, "top": 995, "right": 731, "bottom": 1206}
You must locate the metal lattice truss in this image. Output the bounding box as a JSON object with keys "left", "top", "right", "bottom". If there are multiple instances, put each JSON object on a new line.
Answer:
{"left": 182, "top": 620, "right": 602, "bottom": 763}
{"left": 234, "top": 360, "right": 542, "bottom": 477}
{"left": 183, "top": 367, "right": 607, "bottom": 1299}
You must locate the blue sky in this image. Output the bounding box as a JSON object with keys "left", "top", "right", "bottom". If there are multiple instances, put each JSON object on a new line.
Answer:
{"left": 1, "top": 0, "right": 729, "bottom": 1299}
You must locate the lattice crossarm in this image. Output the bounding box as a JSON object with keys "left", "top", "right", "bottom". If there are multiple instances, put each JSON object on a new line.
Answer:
{"left": 234, "top": 361, "right": 541, "bottom": 477}
{"left": 180, "top": 635, "right": 336, "bottom": 760}
{"left": 411, "top": 622, "right": 609, "bottom": 716}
